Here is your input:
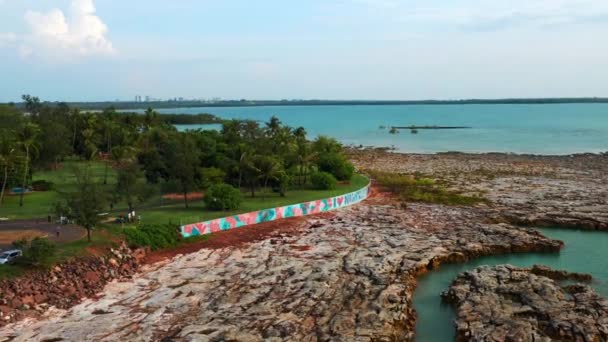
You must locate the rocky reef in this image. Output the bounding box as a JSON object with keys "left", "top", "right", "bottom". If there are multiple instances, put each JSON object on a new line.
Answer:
{"left": 349, "top": 150, "right": 608, "bottom": 230}
{"left": 442, "top": 264, "right": 608, "bottom": 341}
{"left": 0, "top": 199, "right": 562, "bottom": 341}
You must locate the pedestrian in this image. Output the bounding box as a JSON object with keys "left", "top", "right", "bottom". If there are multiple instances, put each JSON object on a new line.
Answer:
{"left": 55, "top": 226, "right": 61, "bottom": 239}
{"left": 127, "top": 212, "right": 132, "bottom": 222}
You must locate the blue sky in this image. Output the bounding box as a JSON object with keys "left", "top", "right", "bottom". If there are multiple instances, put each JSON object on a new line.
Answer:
{"left": 1, "top": 0, "right": 607, "bottom": 102}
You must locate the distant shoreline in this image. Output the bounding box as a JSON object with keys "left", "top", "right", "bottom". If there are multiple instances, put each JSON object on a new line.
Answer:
{"left": 4, "top": 98, "right": 608, "bottom": 110}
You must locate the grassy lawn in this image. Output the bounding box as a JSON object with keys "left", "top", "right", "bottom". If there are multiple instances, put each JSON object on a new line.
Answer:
{"left": 138, "top": 174, "right": 369, "bottom": 226}
{"left": 2, "top": 160, "right": 369, "bottom": 225}
{"left": 0, "top": 163, "right": 369, "bottom": 280}
{"left": 0, "top": 160, "right": 116, "bottom": 220}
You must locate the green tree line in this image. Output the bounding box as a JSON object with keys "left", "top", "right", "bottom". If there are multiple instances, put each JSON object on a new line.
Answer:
{"left": 0, "top": 96, "right": 355, "bottom": 241}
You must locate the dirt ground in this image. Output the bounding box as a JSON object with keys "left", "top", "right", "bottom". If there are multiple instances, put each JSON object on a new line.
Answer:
{"left": 0, "top": 219, "right": 86, "bottom": 250}
{"left": 162, "top": 192, "right": 204, "bottom": 201}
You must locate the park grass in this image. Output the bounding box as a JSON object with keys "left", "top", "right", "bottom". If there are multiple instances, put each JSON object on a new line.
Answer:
{"left": 0, "top": 160, "right": 116, "bottom": 220}
{"left": 137, "top": 174, "right": 369, "bottom": 225}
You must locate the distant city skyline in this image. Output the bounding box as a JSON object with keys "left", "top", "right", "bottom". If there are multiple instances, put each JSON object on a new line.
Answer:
{"left": 1, "top": 0, "right": 608, "bottom": 102}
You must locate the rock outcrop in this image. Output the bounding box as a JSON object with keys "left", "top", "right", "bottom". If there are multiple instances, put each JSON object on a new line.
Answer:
{"left": 442, "top": 264, "right": 608, "bottom": 341}
{"left": 0, "top": 244, "right": 145, "bottom": 326}
{"left": 349, "top": 150, "right": 608, "bottom": 230}
{"left": 0, "top": 201, "right": 561, "bottom": 341}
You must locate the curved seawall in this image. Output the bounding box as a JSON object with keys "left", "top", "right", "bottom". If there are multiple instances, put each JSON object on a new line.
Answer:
{"left": 180, "top": 183, "right": 371, "bottom": 238}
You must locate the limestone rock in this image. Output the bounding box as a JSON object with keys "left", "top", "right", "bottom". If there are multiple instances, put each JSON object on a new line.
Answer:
{"left": 442, "top": 265, "right": 608, "bottom": 342}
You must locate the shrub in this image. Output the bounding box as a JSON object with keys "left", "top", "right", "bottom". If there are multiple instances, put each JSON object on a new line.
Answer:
{"left": 11, "top": 237, "right": 56, "bottom": 266}
{"left": 317, "top": 153, "right": 355, "bottom": 181}
{"left": 204, "top": 183, "right": 241, "bottom": 210}
{"left": 124, "top": 224, "right": 180, "bottom": 250}
{"left": 32, "top": 180, "right": 53, "bottom": 191}
{"left": 311, "top": 172, "right": 338, "bottom": 190}
{"left": 368, "top": 170, "right": 488, "bottom": 206}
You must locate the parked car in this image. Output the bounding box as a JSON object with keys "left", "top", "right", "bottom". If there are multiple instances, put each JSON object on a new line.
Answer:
{"left": 0, "top": 250, "right": 22, "bottom": 265}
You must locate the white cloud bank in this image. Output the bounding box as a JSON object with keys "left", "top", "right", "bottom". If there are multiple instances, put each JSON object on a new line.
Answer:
{"left": 16, "top": 0, "right": 115, "bottom": 58}
{"left": 350, "top": 0, "right": 608, "bottom": 30}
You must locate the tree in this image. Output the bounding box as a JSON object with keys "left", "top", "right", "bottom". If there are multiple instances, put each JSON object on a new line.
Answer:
{"left": 167, "top": 134, "right": 200, "bottom": 208}
{"left": 294, "top": 126, "right": 313, "bottom": 185}
{"left": 81, "top": 116, "right": 100, "bottom": 160}
{"left": 200, "top": 167, "right": 226, "bottom": 189}
{"left": 12, "top": 237, "right": 56, "bottom": 267}
{"left": 60, "top": 165, "right": 108, "bottom": 242}
{"left": 0, "top": 139, "right": 16, "bottom": 207}
{"left": 115, "top": 161, "right": 155, "bottom": 213}
{"left": 254, "top": 155, "right": 282, "bottom": 199}
{"left": 313, "top": 135, "right": 342, "bottom": 154}
{"left": 242, "top": 157, "right": 261, "bottom": 198}
{"left": 266, "top": 116, "right": 282, "bottom": 138}
{"left": 317, "top": 153, "right": 355, "bottom": 181}
{"left": 101, "top": 107, "right": 117, "bottom": 184}
{"left": 0, "top": 105, "right": 22, "bottom": 206}
{"left": 68, "top": 108, "right": 84, "bottom": 153}
{"left": 21, "top": 95, "right": 42, "bottom": 117}
{"left": 17, "top": 122, "right": 40, "bottom": 207}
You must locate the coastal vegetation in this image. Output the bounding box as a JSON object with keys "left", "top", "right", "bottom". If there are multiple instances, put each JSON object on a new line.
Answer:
{"left": 369, "top": 170, "right": 488, "bottom": 206}
{"left": 9, "top": 97, "right": 608, "bottom": 111}
{"left": 0, "top": 95, "right": 362, "bottom": 277}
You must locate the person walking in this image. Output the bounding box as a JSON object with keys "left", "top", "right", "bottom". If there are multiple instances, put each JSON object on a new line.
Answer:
{"left": 55, "top": 226, "right": 61, "bottom": 239}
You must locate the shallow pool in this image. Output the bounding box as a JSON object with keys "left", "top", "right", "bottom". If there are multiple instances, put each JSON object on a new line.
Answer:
{"left": 413, "top": 227, "right": 608, "bottom": 341}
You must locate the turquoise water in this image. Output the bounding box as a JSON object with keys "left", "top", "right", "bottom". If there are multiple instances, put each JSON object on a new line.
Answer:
{"left": 413, "top": 228, "right": 608, "bottom": 341}
{"left": 155, "top": 104, "right": 608, "bottom": 154}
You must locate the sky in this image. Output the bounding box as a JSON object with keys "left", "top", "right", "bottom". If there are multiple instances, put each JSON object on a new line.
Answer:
{"left": 0, "top": 0, "right": 607, "bottom": 102}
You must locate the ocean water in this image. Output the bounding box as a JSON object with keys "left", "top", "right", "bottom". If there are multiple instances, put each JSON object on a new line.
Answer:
{"left": 155, "top": 104, "right": 608, "bottom": 155}
{"left": 413, "top": 227, "right": 608, "bottom": 341}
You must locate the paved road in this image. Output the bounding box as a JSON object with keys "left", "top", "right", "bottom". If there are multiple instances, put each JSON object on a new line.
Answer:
{"left": 0, "top": 219, "right": 86, "bottom": 250}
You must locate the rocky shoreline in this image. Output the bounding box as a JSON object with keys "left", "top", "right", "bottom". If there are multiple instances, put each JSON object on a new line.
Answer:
{"left": 442, "top": 264, "right": 608, "bottom": 341}
{"left": 349, "top": 149, "right": 608, "bottom": 230}
{"left": 0, "top": 199, "right": 563, "bottom": 341}
{"left": 0, "top": 244, "right": 146, "bottom": 326}
{"left": 0, "top": 151, "right": 606, "bottom": 341}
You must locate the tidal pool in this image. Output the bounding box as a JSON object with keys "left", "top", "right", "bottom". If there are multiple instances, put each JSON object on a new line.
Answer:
{"left": 413, "top": 227, "right": 608, "bottom": 341}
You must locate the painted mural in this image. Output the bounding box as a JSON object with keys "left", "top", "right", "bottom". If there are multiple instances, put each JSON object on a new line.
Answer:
{"left": 181, "top": 183, "right": 371, "bottom": 238}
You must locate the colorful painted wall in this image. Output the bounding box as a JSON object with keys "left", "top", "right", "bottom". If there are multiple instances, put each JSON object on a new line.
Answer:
{"left": 180, "top": 183, "right": 371, "bottom": 238}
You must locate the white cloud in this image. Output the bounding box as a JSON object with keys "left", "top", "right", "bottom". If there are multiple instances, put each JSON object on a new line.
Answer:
{"left": 20, "top": 0, "right": 115, "bottom": 58}
{"left": 349, "top": 0, "right": 608, "bottom": 30}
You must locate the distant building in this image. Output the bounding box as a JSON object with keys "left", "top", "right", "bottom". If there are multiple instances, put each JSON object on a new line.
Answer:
{"left": 145, "top": 96, "right": 150, "bottom": 102}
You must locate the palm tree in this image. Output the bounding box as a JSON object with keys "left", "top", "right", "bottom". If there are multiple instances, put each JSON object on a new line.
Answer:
{"left": 266, "top": 116, "right": 281, "bottom": 138}
{"left": 0, "top": 140, "right": 15, "bottom": 207}
{"left": 68, "top": 108, "right": 83, "bottom": 153}
{"left": 255, "top": 156, "right": 281, "bottom": 200}
{"left": 101, "top": 109, "right": 117, "bottom": 184}
{"left": 17, "top": 122, "right": 40, "bottom": 207}
{"left": 293, "top": 127, "right": 313, "bottom": 185}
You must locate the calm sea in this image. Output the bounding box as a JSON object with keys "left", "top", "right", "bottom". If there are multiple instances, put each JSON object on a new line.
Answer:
{"left": 156, "top": 104, "right": 608, "bottom": 155}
